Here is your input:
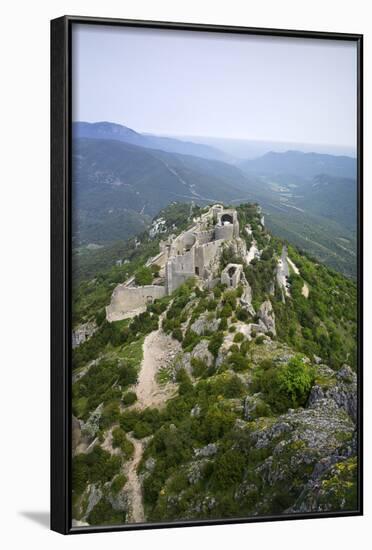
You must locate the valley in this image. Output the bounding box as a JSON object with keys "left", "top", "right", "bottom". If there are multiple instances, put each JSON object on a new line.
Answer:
{"left": 72, "top": 122, "right": 357, "bottom": 279}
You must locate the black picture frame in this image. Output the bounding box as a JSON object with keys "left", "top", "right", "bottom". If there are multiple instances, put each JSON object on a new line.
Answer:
{"left": 51, "top": 15, "right": 363, "bottom": 535}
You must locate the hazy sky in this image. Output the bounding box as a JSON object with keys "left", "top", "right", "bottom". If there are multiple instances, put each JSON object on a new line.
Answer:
{"left": 72, "top": 24, "right": 357, "bottom": 149}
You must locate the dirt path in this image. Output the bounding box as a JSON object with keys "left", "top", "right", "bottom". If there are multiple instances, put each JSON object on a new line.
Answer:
{"left": 124, "top": 434, "right": 145, "bottom": 523}
{"left": 135, "top": 328, "right": 180, "bottom": 410}
{"left": 123, "top": 321, "right": 181, "bottom": 522}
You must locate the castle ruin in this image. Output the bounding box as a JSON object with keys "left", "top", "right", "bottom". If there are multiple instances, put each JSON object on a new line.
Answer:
{"left": 106, "top": 205, "right": 241, "bottom": 322}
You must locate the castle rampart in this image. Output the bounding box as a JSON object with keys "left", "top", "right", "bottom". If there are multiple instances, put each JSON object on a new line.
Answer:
{"left": 106, "top": 204, "right": 241, "bottom": 321}
{"left": 106, "top": 285, "right": 166, "bottom": 322}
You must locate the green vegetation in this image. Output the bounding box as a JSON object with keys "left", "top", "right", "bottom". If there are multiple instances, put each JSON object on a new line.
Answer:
{"left": 71, "top": 201, "right": 357, "bottom": 525}
{"left": 72, "top": 311, "right": 155, "bottom": 371}
{"left": 72, "top": 447, "right": 122, "bottom": 497}
{"left": 135, "top": 266, "right": 153, "bottom": 286}
{"left": 112, "top": 428, "right": 135, "bottom": 458}
{"left": 208, "top": 332, "right": 224, "bottom": 358}
{"left": 122, "top": 391, "right": 137, "bottom": 406}
{"left": 111, "top": 473, "right": 127, "bottom": 495}
{"left": 72, "top": 358, "right": 137, "bottom": 421}
{"left": 87, "top": 498, "right": 126, "bottom": 526}
{"left": 317, "top": 456, "right": 357, "bottom": 510}
{"left": 273, "top": 245, "right": 357, "bottom": 369}
{"left": 252, "top": 356, "right": 314, "bottom": 413}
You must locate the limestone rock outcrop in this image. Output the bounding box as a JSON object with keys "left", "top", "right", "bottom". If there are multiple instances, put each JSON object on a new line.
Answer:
{"left": 72, "top": 321, "right": 97, "bottom": 348}
{"left": 191, "top": 314, "right": 220, "bottom": 336}
{"left": 257, "top": 299, "right": 276, "bottom": 336}
{"left": 308, "top": 364, "right": 357, "bottom": 421}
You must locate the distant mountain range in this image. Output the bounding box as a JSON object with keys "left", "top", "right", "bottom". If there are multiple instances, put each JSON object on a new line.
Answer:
{"left": 73, "top": 121, "right": 232, "bottom": 163}
{"left": 239, "top": 150, "right": 356, "bottom": 179}
{"left": 72, "top": 137, "right": 260, "bottom": 246}
{"left": 72, "top": 121, "right": 357, "bottom": 277}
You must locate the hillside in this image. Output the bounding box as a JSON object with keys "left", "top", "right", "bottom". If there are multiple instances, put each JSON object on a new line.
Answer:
{"left": 238, "top": 154, "right": 357, "bottom": 278}
{"left": 73, "top": 121, "right": 232, "bottom": 162}
{"left": 72, "top": 136, "right": 357, "bottom": 278}
{"left": 239, "top": 150, "right": 356, "bottom": 180}
{"left": 71, "top": 203, "right": 358, "bottom": 527}
{"left": 72, "top": 138, "right": 258, "bottom": 246}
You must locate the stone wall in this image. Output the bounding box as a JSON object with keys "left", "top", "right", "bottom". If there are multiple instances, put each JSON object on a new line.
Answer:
{"left": 196, "top": 229, "right": 215, "bottom": 245}
{"left": 194, "top": 240, "right": 223, "bottom": 278}
{"left": 170, "top": 231, "right": 196, "bottom": 256}
{"left": 215, "top": 223, "right": 234, "bottom": 241}
{"left": 106, "top": 285, "right": 166, "bottom": 322}
{"left": 221, "top": 263, "right": 243, "bottom": 288}
{"left": 106, "top": 205, "right": 242, "bottom": 322}
{"left": 166, "top": 248, "right": 195, "bottom": 294}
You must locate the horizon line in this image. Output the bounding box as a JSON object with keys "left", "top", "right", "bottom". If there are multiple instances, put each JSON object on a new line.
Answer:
{"left": 72, "top": 119, "right": 357, "bottom": 153}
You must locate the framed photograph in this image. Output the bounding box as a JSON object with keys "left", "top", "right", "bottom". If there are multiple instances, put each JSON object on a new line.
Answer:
{"left": 51, "top": 16, "right": 363, "bottom": 534}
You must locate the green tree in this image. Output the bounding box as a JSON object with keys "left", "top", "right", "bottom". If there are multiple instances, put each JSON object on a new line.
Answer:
{"left": 253, "top": 355, "right": 314, "bottom": 412}
{"left": 122, "top": 391, "right": 137, "bottom": 406}
{"left": 135, "top": 266, "right": 153, "bottom": 286}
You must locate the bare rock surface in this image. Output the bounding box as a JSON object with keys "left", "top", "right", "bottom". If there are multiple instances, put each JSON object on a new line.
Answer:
{"left": 257, "top": 299, "right": 276, "bottom": 336}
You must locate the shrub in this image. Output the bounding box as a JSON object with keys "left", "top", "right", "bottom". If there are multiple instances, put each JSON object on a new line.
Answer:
{"left": 72, "top": 446, "right": 121, "bottom": 496}
{"left": 208, "top": 332, "right": 224, "bottom": 358}
{"left": 213, "top": 287, "right": 222, "bottom": 299}
{"left": 233, "top": 332, "right": 244, "bottom": 343}
{"left": 117, "top": 363, "right": 138, "bottom": 387}
{"left": 204, "top": 405, "right": 236, "bottom": 441}
{"left": 256, "top": 335, "right": 265, "bottom": 345}
{"left": 135, "top": 266, "right": 153, "bottom": 286}
{"left": 172, "top": 328, "right": 183, "bottom": 342}
{"left": 143, "top": 469, "right": 166, "bottom": 506}
{"left": 133, "top": 422, "right": 153, "bottom": 439}
{"left": 220, "top": 303, "right": 233, "bottom": 319}
{"left": 207, "top": 299, "right": 218, "bottom": 311}
{"left": 211, "top": 449, "right": 245, "bottom": 490}
{"left": 122, "top": 391, "right": 137, "bottom": 406}
{"left": 147, "top": 298, "right": 168, "bottom": 315}
{"left": 223, "top": 375, "right": 246, "bottom": 398}
{"left": 223, "top": 289, "right": 237, "bottom": 308}
{"left": 228, "top": 352, "right": 250, "bottom": 372}
{"left": 112, "top": 427, "right": 134, "bottom": 458}
{"left": 182, "top": 330, "right": 200, "bottom": 351}
{"left": 176, "top": 368, "right": 194, "bottom": 395}
{"left": 111, "top": 473, "right": 127, "bottom": 495}
{"left": 236, "top": 307, "right": 249, "bottom": 322}
{"left": 240, "top": 339, "right": 251, "bottom": 355}
{"left": 191, "top": 357, "right": 207, "bottom": 378}
{"left": 100, "top": 401, "right": 121, "bottom": 430}
{"left": 219, "top": 317, "right": 228, "bottom": 331}
{"left": 151, "top": 264, "right": 161, "bottom": 277}
{"left": 87, "top": 499, "right": 125, "bottom": 526}
{"left": 252, "top": 355, "right": 314, "bottom": 413}
{"left": 95, "top": 308, "right": 106, "bottom": 326}
{"left": 236, "top": 285, "right": 244, "bottom": 298}
{"left": 119, "top": 410, "right": 141, "bottom": 432}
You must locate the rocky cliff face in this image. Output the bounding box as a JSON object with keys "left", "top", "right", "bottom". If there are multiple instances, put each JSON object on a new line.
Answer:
{"left": 308, "top": 364, "right": 357, "bottom": 422}
{"left": 257, "top": 300, "right": 276, "bottom": 336}
{"left": 72, "top": 321, "right": 97, "bottom": 348}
